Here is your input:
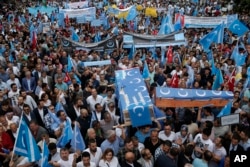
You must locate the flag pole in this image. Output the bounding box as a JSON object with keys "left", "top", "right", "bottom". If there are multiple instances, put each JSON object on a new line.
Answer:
{"left": 74, "top": 124, "right": 76, "bottom": 152}
{"left": 41, "top": 140, "right": 45, "bottom": 167}
{"left": 11, "top": 113, "right": 24, "bottom": 162}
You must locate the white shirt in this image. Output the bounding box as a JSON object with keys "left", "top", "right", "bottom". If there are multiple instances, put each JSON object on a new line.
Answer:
{"left": 99, "top": 157, "right": 119, "bottom": 167}
{"left": 213, "top": 146, "right": 227, "bottom": 159}
{"left": 39, "top": 90, "right": 45, "bottom": 99}
{"left": 77, "top": 161, "right": 96, "bottom": 167}
{"left": 192, "top": 133, "right": 214, "bottom": 159}
{"left": 86, "top": 95, "right": 103, "bottom": 112}
{"left": 6, "top": 78, "right": 21, "bottom": 89}
{"left": 74, "top": 106, "right": 81, "bottom": 117}
{"left": 158, "top": 131, "right": 176, "bottom": 142}
{"left": 84, "top": 147, "right": 103, "bottom": 165}
{"left": 24, "top": 95, "right": 38, "bottom": 110}
{"left": 58, "top": 154, "right": 74, "bottom": 167}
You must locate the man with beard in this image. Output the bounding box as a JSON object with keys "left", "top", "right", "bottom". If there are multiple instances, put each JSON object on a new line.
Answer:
{"left": 84, "top": 139, "right": 102, "bottom": 165}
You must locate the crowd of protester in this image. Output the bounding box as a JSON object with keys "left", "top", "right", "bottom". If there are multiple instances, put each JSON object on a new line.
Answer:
{"left": 0, "top": 0, "right": 249, "bottom": 167}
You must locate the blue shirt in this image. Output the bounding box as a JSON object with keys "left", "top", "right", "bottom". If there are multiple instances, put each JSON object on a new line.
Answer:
{"left": 135, "top": 130, "right": 151, "bottom": 143}
{"left": 192, "top": 158, "right": 208, "bottom": 167}
{"left": 101, "top": 137, "right": 124, "bottom": 155}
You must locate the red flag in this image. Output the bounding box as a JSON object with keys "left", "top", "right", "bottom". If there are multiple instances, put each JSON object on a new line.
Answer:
{"left": 227, "top": 68, "right": 236, "bottom": 91}
{"left": 175, "top": 14, "right": 184, "bottom": 28}
{"left": 65, "top": 14, "right": 70, "bottom": 25}
{"left": 166, "top": 46, "right": 173, "bottom": 63}
{"left": 31, "top": 31, "right": 37, "bottom": 49}
{"left": 171, "top": 73, "right": 179, "bottom": 88}
{"left": 64, "top": 72, "right": 71, "bottom": 83}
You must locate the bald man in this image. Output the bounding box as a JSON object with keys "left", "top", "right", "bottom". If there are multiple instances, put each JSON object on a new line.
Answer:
{"left": 121, "top": 152, "right": 142, "bottom": 167}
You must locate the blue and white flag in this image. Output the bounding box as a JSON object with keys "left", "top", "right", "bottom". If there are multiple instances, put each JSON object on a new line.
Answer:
{"left": 232, "top": 42, "right": 246, "bottom": 66}
{"left": 57, "top": 120, "right": 73, "bottom": 148}
{"left": 212, "top": 69, "right": 224, "bottom": 90}
{"left": 228, "top": 19, "right": 249, "bottom": 36}
{"left": 14, "top": 118, "right": 41, "bottom": 162}
{"left": 217, "top": 101, "right": 232, "bottom": 117}
{"left": 199, "top": 23, "right": 224, "bottom": 51}
{"left": 41, "top": 140, "right": 52, "bottom": 167}
{"left": 48, "top": 110, "right": 60, "bottom": 130}
{"left": 71, "top": 125, "right": 86, "bottom": 151}
{"left": 142, "top": 62, "right": 150, "bottom": 79}
{"left": 126, "top": 6, "right": 137, "bottom": 21}
{"left": 128, "top": 44, "right": 135, "bottom": 60}
{"left": 55, "top": 102, "right": 66, "bottom": 113}
{"left": 129, "top": 105, "right": 152, "bottom": 127}
{"left": 67, "top": 55, "right": 73, "bottom": 72}
{"left": 72, "top": 29, "right": 79, "bottom": 42}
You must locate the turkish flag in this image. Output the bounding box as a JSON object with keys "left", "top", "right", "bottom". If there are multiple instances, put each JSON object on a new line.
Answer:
{"left": 64, "top": 72, "right": 71, "bottom": 83}
{"left": 227, "top": 68, "right": 236, "bottom": 91}
{"left": 166, "top": 46, "right": 173, "bottom": 63}
{"left": 65, "top": 14, "right": 70, "bottom": 25}
{"left": 31, "top": 31, "right": 37, "bottom": 50}
{"left": 175, "top": 14, "right": 184, "bottom": 28}
{"left": 171, "top": 73, "right": 179, "bottom": 88}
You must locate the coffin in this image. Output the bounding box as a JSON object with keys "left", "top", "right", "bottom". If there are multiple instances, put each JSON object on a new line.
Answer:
{"left": 155, "top": 87, "right": 234, "bottom": 108}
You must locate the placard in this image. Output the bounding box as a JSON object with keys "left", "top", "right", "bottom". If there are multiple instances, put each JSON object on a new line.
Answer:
{"left": 221, "top": 114, "right": 240, "bottom": 126}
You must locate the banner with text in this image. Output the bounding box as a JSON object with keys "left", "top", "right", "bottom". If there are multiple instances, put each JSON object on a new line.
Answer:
{"left": 59, "top": 7, "right": 96, "bottom": 19}
{"left": 64, "top": 1, "right": 89, "bottom": 9}
{"left": 179, "top": 14, "right": 238, "bottom": 28}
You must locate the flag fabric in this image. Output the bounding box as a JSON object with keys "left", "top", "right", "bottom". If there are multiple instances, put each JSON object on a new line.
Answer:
{"left": 228, "top": 19, "right": 249, "bottom": 36}
{"left": 166, "top": 46, "right": 173, "bottom": 63}
{"left": 55, "top": 102, "right": 66, "bottom": 113}
{"left": 199, "top": 23, "right": 224, "bottom": 51}
{"left": 126, "top": 6, "right": 137, "bottom": 21}
{"left": 232, "top": 42, "right": 246, "bottom": 66}
{"left": 48, "top": 110, "right": 60, "bottom": 130}
{"left": 153, "top": 105, "right": 165, "bottom": 118}
{"left": 174, "top": 15, "right": 182, "bottom": 31}
{"left": 158, "top": 16, "right": 169, "bottom": 35}
{"left": 64, "top": 72, "right": 71, "bottom": 83}
{"left": 145, "top": 17, "right": 150, "bottom": 27}
{"left": 67, "top": 55, "right": 73, "bottom": 72}
{"left": 70, "top": 125, "right": 86, "bottom": 152}
{"left": 227, "top": 68, "right": 236, "bottom": 92}
{"left": 72, "top": 30, "right": 79, "bottom": 42}
{"left": 171, "top": 73, "right": 179, "bottom": 88}
{"left": 217, "top": 101, "right": 232, "bottom": 117}
{"left": 14, "top": 118, "right": 41, "bottom": 162}
{"left": 31, "top": 31, "right": 37, "bottom": 49}
{"left": 129, "top": 105, "right": 152, "bottom": 127}
{"left": 119, "top": 18, "right": 124, "bottom": 24}
{"left": 74, "top": 74, "right": 82, "bottom": 85}
{"left": 65, "top": 14, "right": 70, "bottom": 25}
{"left": 211, "top": 56, "right": 217, "bottom": 75}
{"left": 212, "top": 69, "right": 224, "bottom": 90}
{"left": 57, "top": 120, "right": 73, "bottom": 148}
{"left": 41, "top": 141, "right": 51, "bottom": 167}
{"left": 161, "top": 47, "right": 166, "bottom": 65}
{"left": 142, "top": 62, "right": 150, "bottom": 79}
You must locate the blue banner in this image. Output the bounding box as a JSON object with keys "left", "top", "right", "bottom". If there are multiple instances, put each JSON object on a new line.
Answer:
{"left": 83, "top": 60, "right": 111, "bottom": 67}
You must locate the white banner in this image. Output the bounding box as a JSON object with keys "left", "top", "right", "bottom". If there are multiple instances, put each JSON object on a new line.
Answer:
{"left": 221, "top": 114, "right": 240, "bottom": 126}
{"left": 59, "top": 7, "right": 96, "bottom": 18}
{"left": 83, "top": 60, "right": 111, "bottom": 67}
{"left": 64, "top": 1, "right": 89, "bottom": 9}
{"left": 182, "top": 14, "right": 238, "bottom": 28}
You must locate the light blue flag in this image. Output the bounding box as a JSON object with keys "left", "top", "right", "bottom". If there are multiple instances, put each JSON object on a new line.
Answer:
{"left": 161, "top": 47, "right": 166, "bottom": 65}
{"left": 232, "top": 42, "right": 246, "bottom": 66}
{"left": 41, "top": 141, "right": 52, "bottom": 167}
{"left": 14, "top": 118, "right": 41, "bottom": 162}
{"left": 228, "top": 19, "right": 249, "bottom": 36}
{"left": 70, "top": 125, "right": 86, "bottom": 151}
{"left": 145, "top": 17, "right": 150, "bottom": 27}
{"left": 153, "top": 105, "right": 165, "bottom": 118}
{"left": 158, "top": 16, "right": 168, "bottom": 35}
{"left": 74, "top": 74, "right": 81, "bottom": 85}
{"left": 142, "top": 62, "right": 150, "bottom": 79}
{"left": 199, "top": 23, "right": 224, "bottom": 51}
{"left": 55, "top": 102, "right": 66, "bottom": 113}
{"left": 72, "top": 30, "right": 79, "bottom": 42}
{"left": 48, "top": 110, "right": 60, "bottom": 130}
{"left": 211, "top": 56, "right": 217, "bottom": 75}
{"left": 134, "top": 18, "right": 138, "bottom": 31}
{"left": 126, "top": 6, "right": 137, "bottom": 21}
{"left": 57, "top": 120, "right": 73, "bottom": 148}
{"left": 119, "top": 18, "right": 124, "bottom": 24}
{"left": 212, "top": 69, "right": 224, "bottom": 90}
{"left": 129, "top": 105, "right": 152, "bottom": 127}
{"left": 67, "top": 55, "right": 73, "bottom": 72}
{"left": 217, "top": 101, "right": 232, "bottom": 117}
